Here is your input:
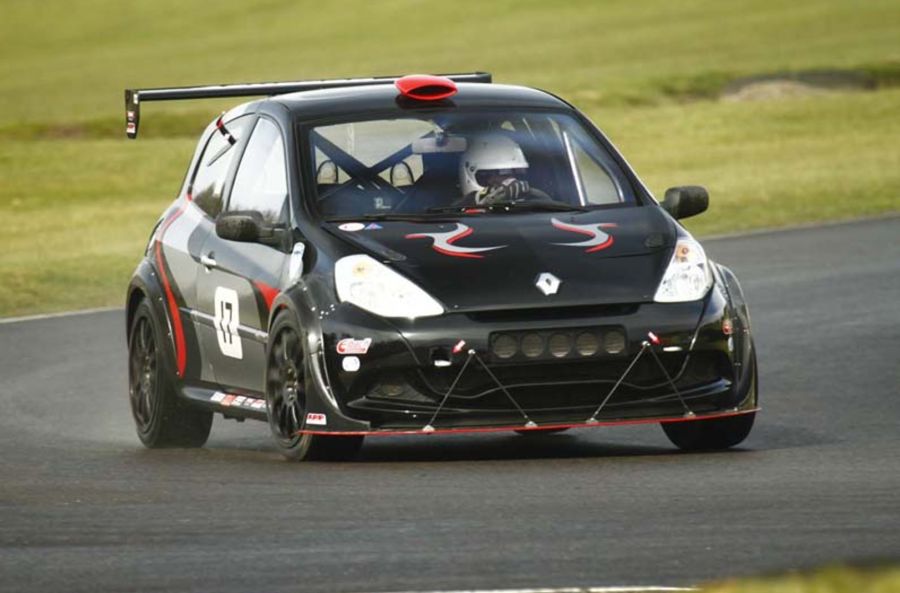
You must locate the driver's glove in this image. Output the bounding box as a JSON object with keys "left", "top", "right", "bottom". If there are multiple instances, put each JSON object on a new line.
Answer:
{"left": 477, "top": 178, "right": 530, "bottom": 205}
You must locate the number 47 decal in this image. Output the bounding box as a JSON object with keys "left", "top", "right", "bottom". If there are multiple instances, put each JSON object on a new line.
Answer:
{"left": 214, "top": 287, "right": 243, "bottom": 359}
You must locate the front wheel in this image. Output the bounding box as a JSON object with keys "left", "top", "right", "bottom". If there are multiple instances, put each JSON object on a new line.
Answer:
{"left": 661, "top": 412, "right": 755, "bottom": 451}
{"left": 265, "top": 312, "right": 363, "bottom": 461}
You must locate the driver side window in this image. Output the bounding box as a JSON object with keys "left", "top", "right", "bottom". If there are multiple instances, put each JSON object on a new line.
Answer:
{"left": 228, "top": 118, "right": 288, "bottom": 224}
{"left": 191, "top": 116, "right": 253, "bottom": 218}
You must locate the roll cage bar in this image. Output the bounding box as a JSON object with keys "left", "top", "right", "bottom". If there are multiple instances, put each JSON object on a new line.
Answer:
{"left": 124, "top": 72, "right": 492, "bottom": 139}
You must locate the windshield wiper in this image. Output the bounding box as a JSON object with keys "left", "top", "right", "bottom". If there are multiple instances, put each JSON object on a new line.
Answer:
{"left": 425, "top": 205, "right": 483, "bottom": 214}
{"left": 493, "top": 200, "right": 590, "bottom": 212}
{"left": 325, "top": 212, "right": 455, "bottom": 223}
{"left": 428, "top": 201, "right": 588, "bottom": 214}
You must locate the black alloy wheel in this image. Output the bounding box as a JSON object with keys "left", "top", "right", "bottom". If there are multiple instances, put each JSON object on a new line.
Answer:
{"left": 129, "top": 314, "right": 157, "bottom": 432}
{"left": 266, "top": 325, "right": 307, "bottom": 444}
{"left": 127, "top": 298, "right": 212, "bottom": 448}
{"left": 265, "top": 312, "right": 364, "bottom": 461}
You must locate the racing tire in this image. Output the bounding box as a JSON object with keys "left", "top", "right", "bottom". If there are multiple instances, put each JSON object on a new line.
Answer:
{"left": 128, "top": 298, "right": 213, "bottom": 448}
{"left": 661, "top": 412, "right": 755, "bottom": 451}
{"left": 265, "top": 311, "right": 364, "bottom": 462}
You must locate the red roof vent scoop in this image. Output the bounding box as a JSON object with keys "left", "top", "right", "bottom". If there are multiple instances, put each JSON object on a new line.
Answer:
{"left": 395, "top": 75, "right": 458, "bottom": 101}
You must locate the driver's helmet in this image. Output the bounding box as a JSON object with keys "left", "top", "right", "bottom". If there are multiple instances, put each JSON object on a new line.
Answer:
{"left": 459, "top": 133, "right": 529, "bottom": 196}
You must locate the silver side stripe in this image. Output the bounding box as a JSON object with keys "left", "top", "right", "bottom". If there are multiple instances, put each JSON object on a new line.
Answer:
{"left": 186, "top": 309, "right": 268, "bottom": 344}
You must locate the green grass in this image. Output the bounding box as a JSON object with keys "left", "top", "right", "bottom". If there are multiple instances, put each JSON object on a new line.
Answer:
{"left": 1, "top": 0, "right": 899, "bottom": 316}
{"left": 703, "top": 564, "right": 900, "bottom": 593}
{"left": 2, "top": 0, "right": 899, "bottom": 124}
{"left": 0, "top": 139, "right": 194, "bottom": 316}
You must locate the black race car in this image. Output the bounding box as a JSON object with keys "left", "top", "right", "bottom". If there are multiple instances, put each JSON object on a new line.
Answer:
{"left": 124, "top": 73, "right": 758, "bottom": 460}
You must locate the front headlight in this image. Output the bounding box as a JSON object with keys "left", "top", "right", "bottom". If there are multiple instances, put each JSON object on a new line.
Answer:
{"left": 335, "top": 254, "right": 444, "bottom": 319}
{"left": 653, "top": 238, "right": 713, "bottom": 302}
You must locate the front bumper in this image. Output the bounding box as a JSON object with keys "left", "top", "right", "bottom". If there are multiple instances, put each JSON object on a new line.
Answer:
{"left": 302, "top": 282, "right": 756, "bottom": 434}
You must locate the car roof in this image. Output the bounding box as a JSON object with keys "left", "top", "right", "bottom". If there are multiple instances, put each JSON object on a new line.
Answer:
{"left": 268, "top": 82, "right": 572, "bottom": 121}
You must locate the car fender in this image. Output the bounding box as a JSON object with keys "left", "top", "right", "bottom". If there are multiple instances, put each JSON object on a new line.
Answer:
{"left": 126, "top": 258, "right": 180, "bottom": 380}
{"left": 266, "top": 277, "right": 373, "bottom": 433}
{"left": 714, "top": 262, "right": 758, "bottom": 408}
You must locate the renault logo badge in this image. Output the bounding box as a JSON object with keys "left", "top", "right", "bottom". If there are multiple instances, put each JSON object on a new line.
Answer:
{"left": 535, "top": 272, "right": 561, "bottom": 296}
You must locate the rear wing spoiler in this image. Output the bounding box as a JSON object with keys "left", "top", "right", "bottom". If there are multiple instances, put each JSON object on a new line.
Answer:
{"left": 124, "top": 72, "right": 492, "bottom": 139}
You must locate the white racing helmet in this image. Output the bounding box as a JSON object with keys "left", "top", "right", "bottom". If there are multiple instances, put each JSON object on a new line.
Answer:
{"left": 459, "top": 133, "right": 529, "bottom": 196}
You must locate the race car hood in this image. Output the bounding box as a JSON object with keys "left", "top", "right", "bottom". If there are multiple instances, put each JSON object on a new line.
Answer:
{"left": 327, "top": 206, "right": 677, "bottom": 312}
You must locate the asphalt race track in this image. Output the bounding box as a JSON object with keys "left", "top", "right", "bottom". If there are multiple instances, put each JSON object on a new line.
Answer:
{"left": 1, "top": 217, "right": 898, "bottom": 593}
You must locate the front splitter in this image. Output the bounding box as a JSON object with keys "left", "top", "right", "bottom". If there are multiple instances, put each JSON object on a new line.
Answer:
{"left": 295, "top": 407, "right": 759, "bottom": 437}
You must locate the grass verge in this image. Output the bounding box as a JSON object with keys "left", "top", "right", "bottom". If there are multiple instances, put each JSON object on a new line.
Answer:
{"left": 703, "top": 564, "right": 900, "bottom": 593}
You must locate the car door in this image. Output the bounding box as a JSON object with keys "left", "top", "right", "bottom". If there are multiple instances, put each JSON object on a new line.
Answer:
{"left": 156, "top": 115, "right": 254, "bottom": 386}
{"left": 197, "top": 117, "right": 291, "bottom": 393}
{"left": 182, "top": 115, "right": 256, "bottom": 386}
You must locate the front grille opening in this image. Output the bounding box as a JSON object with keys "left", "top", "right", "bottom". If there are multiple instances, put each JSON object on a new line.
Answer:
{"left": 488, "top": 325, "right": 628, "bottom": 363}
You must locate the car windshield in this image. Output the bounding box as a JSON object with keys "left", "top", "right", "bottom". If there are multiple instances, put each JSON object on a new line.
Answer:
{"left": 305, "top": 110, "right": 638, "bottom": 220}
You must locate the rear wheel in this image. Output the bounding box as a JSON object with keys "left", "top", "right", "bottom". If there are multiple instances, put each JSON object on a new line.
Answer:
{"left": 265, "top": 312, "right": 363, "bottom": 461}
{"left": 661, "top": 412, "right": 755, "bottom": 451}
{"left": 128, "top": 298, "right": 212, "bottom": 448}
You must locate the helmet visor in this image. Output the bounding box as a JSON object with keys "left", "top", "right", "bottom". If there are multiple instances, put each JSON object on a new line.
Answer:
{"left": 474, "top": 168, "right": 527, "bottom": 187}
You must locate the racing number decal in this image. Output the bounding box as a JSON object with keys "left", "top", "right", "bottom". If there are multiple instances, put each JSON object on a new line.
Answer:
{"left": 214, "top": 287, "right": 243, "bottom": 359}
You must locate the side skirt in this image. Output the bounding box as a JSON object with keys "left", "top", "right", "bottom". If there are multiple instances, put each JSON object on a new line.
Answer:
{"left": 182, "top": 386, "right": 268, "bottom": 421}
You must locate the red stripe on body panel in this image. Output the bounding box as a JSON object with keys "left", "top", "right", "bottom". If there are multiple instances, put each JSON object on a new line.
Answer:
{"left": 405, "top": 224, "right": 504, "bottom": 259}
{"left": 154, "top": 202, "right": 189, "bottom": 377}
{"left": 254, "top": 280, "right": 280, "bottom": 311}
{"left": 550, "top": 217, "right": 617, "bottom": 253}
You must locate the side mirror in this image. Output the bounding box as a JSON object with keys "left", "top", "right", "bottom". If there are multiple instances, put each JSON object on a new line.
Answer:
{"left": 216, "top": 211, "right": 286, "bottom": 247}
{"left": 661, "top": 186, "right": 709, "bottom": 220}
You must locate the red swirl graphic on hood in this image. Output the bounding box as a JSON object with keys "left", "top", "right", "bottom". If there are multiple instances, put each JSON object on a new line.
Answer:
{"left": 406, "top": 223, "right": 506, "bottom": 259}
{"left": 551, "top": 217, "right": 618, "bottom": 253}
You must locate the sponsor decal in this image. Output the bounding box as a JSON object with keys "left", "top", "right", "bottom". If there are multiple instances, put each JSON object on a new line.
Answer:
{"left": 336, "top": 337, "right": 372, "bottom": 355}
{"left": 214, "top": 287, "right": 242, "bottom": 359}
{"left": 341, "top": 356, "right": 361, "bottom": 372}
{"left": 214, "top": 394, "right": 267, "bottom": 410}
{"left": 306, "top": 413, "right": 327, "bottom": 426}
{"left": 405, "top": 223, "right": 506, "bottom": 259}
{"left": 364, "top": 222, "right": 383, "bottom": 230}
{"left": 154, "top": 203, "right": 189, "bottom": 377}
{"left": 338, "top": 222, "right": 365, "bottom": 232}
{"left": 550, "top": 217, "right": 617, "bottom": 253}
